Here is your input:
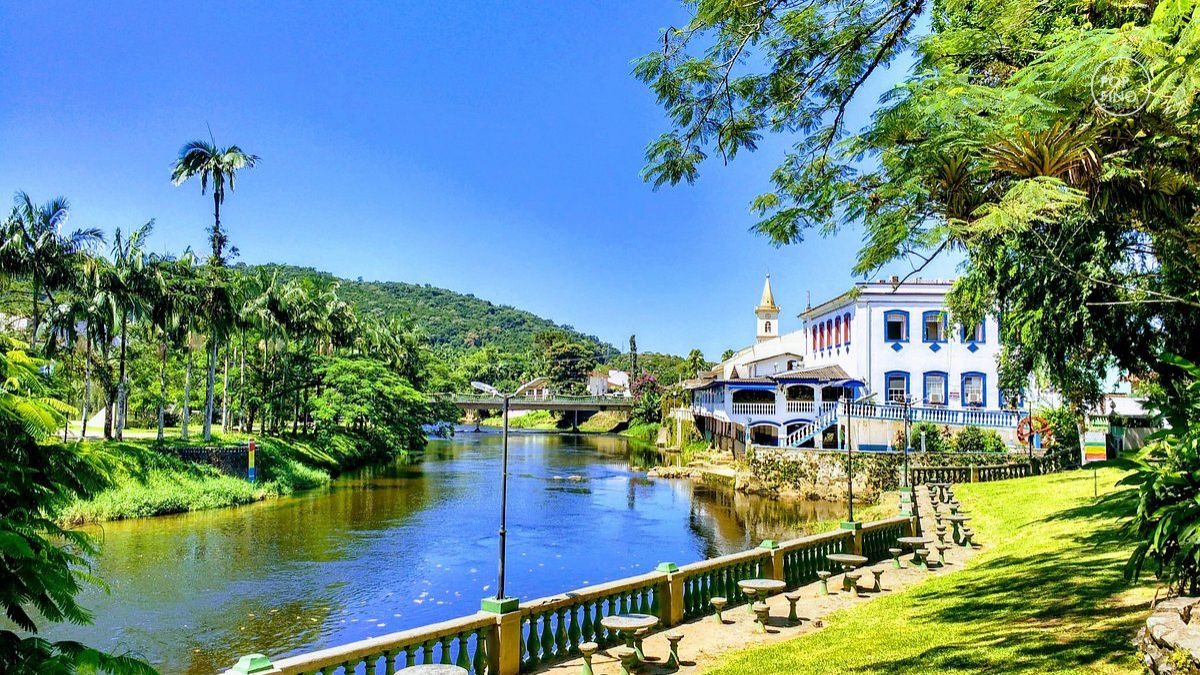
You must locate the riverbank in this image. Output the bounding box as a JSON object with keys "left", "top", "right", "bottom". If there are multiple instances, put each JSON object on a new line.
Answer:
{"left": 705, "top": 466, "right": 1150, "bottom": 674}
{"left": 59, "top": 431, "right": 408, "bottom": 525}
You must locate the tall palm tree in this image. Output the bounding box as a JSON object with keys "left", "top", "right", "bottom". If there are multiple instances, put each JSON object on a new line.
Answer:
{"left": 106, "top": 223, "right": 154, "bottom": 440}
{"left": 0, "top": 192, "right": 103, "bottom": 351}
{"left": 147, "top": 251, "right": 197, "bottom": 442}
{"left": 170, "top": 140, "right": 260, "bottom": 266}
{"left": 171, "top": 139, "right": 259, "bottom": 441}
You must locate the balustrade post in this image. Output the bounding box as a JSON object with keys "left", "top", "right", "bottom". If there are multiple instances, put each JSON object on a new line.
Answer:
{"left": 839, "top": 522, "right": 864, "bottom": 556}
{"left": 759, "top": 540, "right": 785, "bottom": 581}
{"left": 970, "top": 465, "right": 980, "bottom": 483}
{"left": 490, "top": 609, "right": 524, "bottom": 675}
{"left": 656, "top": 562, "right": 683, "bottom": 626}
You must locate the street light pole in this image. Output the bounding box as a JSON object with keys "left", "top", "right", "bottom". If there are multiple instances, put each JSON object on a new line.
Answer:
{"left": 473, "top": 377, "right": 546, "bottom": 614}
{"left": 902, "top": 395, "right": 913, "bottom": 488}
{"left": 845, "top": 396, "right": 854, "bottom": 523}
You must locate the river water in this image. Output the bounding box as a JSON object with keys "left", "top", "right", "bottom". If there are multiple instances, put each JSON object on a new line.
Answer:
{"left": 47, "top": 432, "right": 841, "bottom": 674}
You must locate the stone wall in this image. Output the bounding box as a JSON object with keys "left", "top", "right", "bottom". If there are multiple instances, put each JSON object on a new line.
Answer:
{"left": 1139, "top": 597, "right": 1200, "bottom": 674}
{"left": 747, "top": 448, "right": 1031, "bottom": 502}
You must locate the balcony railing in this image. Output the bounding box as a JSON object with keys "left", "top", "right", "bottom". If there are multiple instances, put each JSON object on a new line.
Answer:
{"left": 731, "top": 402, "right": 776, "bottom": 416}
{"left": 845, "top": 402, "right": 1019, "bottom": 428}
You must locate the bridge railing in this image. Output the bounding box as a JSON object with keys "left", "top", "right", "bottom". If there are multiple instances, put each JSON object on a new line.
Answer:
{"left": 436, "top": 393, "right": 631, "bottom": 406}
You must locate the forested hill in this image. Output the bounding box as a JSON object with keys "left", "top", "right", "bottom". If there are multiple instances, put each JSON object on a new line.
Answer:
{"left": 246, "top": 264, "right": 613, "bottom": 356}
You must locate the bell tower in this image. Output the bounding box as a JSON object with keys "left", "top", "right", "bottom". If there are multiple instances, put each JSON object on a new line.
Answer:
{"left": 756, "top": 273, "right": 780, "bottom": 342}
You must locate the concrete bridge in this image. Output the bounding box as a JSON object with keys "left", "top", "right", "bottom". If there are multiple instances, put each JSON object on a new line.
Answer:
{"left": 436, "top": 393, "right": 634, "bottom": 413}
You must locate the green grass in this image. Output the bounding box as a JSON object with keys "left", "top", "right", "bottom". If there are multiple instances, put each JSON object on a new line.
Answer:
{"left": 58, "top": 433, "right": 381, "bottom": 524}
{"left": 708, "top": 467, "right": 1152, "bottom": 674}
{"left": 479, "top": 410, "right": 562, "bottom": 430}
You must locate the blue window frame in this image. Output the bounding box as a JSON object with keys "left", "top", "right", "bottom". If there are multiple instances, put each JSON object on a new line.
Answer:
{"left": 921, "top": 310, "right": 947, "bottom": 343}
{"left": 961, "top": 320, "right": 986, "bottom": 343}
{"left": 961, "top": 371, "right": 987, "bottom": 408}
{"left": 884, "top": 370, "right": 909, "bottom": 403}
{"left": 883, "top": 310, "right": 909, "bottom": 344}
{"left": 923, "top": 371, "right": 948, "bottom": 406}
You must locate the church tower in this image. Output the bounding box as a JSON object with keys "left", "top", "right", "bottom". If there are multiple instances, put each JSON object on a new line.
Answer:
{"left": 756, "top": 273, "right": 780, "bottom": 342}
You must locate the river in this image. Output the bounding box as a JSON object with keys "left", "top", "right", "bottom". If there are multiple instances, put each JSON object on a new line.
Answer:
{"left": 46, "top": 432, "right": 842, "bottom": 674}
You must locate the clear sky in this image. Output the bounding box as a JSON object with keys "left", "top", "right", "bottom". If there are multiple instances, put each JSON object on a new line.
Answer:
{"left": 0, "top": 1, "right": 956, "bottom": 359}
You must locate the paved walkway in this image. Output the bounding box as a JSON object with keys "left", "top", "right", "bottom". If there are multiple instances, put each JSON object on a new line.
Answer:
{"left": 538, "top": 486, "right": 977, "bottom": 674}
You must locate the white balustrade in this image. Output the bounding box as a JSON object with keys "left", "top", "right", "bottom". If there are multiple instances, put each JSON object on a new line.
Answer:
{"left": 731, "top": 402, "right": 776, "bottom": 416}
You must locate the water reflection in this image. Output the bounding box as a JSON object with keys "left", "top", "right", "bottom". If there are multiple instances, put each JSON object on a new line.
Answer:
{"left": 44, "top": 432, "right": 839, "bottom": 674}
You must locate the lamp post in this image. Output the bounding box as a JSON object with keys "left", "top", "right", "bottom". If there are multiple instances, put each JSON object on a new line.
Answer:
{"left": 473, "top": 377, "right": 546, "bottom": 613}
{"left": 845, "top": 396, "right": 855, "bottom": 522}
{"left": 902, "top": 395, "right": 914, "bottom": 488}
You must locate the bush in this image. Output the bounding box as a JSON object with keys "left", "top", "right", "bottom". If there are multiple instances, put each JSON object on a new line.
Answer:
{"left": 909, "top": 421, "right": 949, "bottom": 453}
{"left": 1040, "top": 405, "right": 1081, "bottom": 452}
{"left": 952, "top": 426, "right": 1007, "bottom": 453}
{"left": 1123, "top": 354, "right": 1200, "bottom": 595}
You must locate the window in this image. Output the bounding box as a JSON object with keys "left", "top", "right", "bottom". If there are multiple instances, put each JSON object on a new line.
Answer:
{"left": 885, "top": 371, "right": 909, "bottom": 403}
{"left": 922, "top": 310, "right": 947, "bottom": 342}
{"left": 764, "top": 320, "right": 772, "bottom": 334}
{"left": 923, "top": 372, "right": 948, "bottom": 405}
{"left": 834, "top": 316, "right": 842, "bottom": 346}
{"left": 963, "top": 321, "right": 985, "bottom": 343}
{"left": 884, "top": 310, "right": 908, "bottom": 342}
{"left": 962, "top": 372, "right": 986, "bottom": 407}
{"left": 811, "top": 326, "right": 817, "bottom": 352}
{"left": 843, "top": 312, "right": 852, "bottom": 344}
{"left": 826, "top": 320, "right": 833, "bottom": 348}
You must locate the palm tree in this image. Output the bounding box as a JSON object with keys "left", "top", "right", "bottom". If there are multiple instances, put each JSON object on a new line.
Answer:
{"left": 147, "top": 252, "right": 197, "bottom": 442}
{"left": 107, "top": 223, "right": 154, "bottom": 440}
{"left": 170, "top": 140, "right": 260, "bottom": 266}
{"left": 0, "top": 192, "right": 103, "bottom": 351}
{"left": 171, "top": 139, "right": 259, "bottom": 441}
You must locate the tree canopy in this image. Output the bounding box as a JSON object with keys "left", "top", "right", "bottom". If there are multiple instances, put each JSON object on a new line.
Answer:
{"left": 639, "top": 0, "right": 1200, "bottom": 408}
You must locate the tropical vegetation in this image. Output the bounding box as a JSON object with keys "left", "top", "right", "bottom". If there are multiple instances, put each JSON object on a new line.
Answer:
{"left": 1123, "top": 354, "right": 1200, "bottom": 595}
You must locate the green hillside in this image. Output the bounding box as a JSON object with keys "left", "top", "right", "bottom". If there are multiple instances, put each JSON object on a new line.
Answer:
{"left": 247, "top": 263, "right": 613, "bottom": 356}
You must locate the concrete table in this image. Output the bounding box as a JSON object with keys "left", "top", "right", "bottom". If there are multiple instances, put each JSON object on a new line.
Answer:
{"left": 826, "top": 553, "right": 869, "bottom": 591}
{"left": 947, "top": 514, "right": 971, "bottom": 544}
{"left": 394, "top": 666, "right": 468, "bottom": 675}
{"left": 737, "top": 578, "right": 787, "bottom": 614}
{"left": 600, "top": 613, "right": 659, "bottom": 664}
{"left": 897, "top": 536, "right": 931, "bottom": 568}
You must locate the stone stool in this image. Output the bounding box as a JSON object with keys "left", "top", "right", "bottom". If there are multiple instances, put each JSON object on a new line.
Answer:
{"left": 817, "top": 570, "right": 832, "bottom": 596}
{"left": 710, "top": 596, "right": 728, "bottom": 623}
{"left": 935, "top": 543, "right": 951, "bottom": 566}
{"left": 614, "top": 646, "right": 638, "bottom": 675}
{"left": 845, "top": 571, "right": 863, "bottom": 596}
{"left": 579, "top": 642, "right": 598, "bottom": 675}
{"left": 633, "top": 627, "right": 649, "bottom": 663}
{"left": 914, "top": 548, "right": 930, "bottom": 571}
{"left": 870, "top": 567, "right": 885, "bottom": 592}
{"left": 665, "top": 632, "right": 684, "bottom": 669}
{"left": 784, "top": 591, "right": 803, "bottom": 625}
{"left": 962, "top": 527, "right": 975, "bottom": 546}
{"left": 888, "top": 547, "right": 903, "bottom": 569}
{"left": 935, "top": 526, "right": 947, "bottom": 545}
{"left": 753, "top": 601, "right": 771, "bottom": 633}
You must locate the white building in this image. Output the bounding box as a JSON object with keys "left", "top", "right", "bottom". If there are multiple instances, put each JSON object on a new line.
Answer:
{"left": 688, "top": 275, "right": 1020, "bottom": 450}
{"left": 587, "top": 369, "right": 631, "bottom": 397}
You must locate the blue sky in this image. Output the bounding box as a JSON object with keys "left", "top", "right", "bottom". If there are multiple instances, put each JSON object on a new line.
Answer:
{"left": 0, "top": 1, "right": 956, "bottom": 359}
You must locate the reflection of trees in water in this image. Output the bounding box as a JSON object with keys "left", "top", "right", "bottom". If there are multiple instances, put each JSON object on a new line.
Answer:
{"left": 181, "top": 596, "right": 335, "bottom": 675}
{"left": 686, "top": 484, "right": 845, "bottom": 554}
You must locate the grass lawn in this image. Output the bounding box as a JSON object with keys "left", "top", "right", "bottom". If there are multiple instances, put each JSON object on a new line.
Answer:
{"left": 706, "top": 467, "right": 1152, "bottom": 674}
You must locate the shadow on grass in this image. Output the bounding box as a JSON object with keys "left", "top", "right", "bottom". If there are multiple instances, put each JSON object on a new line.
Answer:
{"left": 856, "top": 485, "right": 1147, "bottom": 673}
